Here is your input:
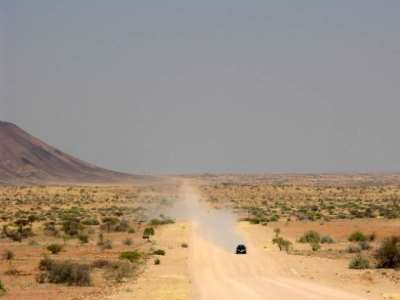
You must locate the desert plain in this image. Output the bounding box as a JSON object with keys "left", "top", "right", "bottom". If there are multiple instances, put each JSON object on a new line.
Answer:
{"left": 0, "top": 174, "right": 400, "bottom": 300}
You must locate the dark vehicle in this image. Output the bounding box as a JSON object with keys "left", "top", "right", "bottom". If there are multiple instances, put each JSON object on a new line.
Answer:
{"left": 236, "top": 244, "right": 247, "bottom": 254}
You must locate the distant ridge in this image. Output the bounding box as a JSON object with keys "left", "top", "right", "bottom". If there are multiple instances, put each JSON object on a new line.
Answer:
{"left": 0, "top": 121, "right": 141, "bottom": 185}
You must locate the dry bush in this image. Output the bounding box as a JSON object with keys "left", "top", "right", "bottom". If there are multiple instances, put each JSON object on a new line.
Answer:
{"left": 298, "top": 231, "right": 320, "bottom": 244}
{"left": 272, "top": 237, "right": 292, "bottom": 252}
{"left": 47, "top": 243, "right": 63, "bottom": 254}
{"left": 104, "top": 261, "right": 134, "bottom": 283}
{"left": 120, "top": 250, "right": 142, "bottom": 263}
{"left": 0, "top": 280, "right": 5, "bottom": 294}
{"left": 2, "top": 250, "right": 14, "bottom": 261}
{"left": 375, "top": 236, "right": 400, "bottom": 268}
{"left": 37, "top": 257, "right": 91, "bottom": 286}
{"left": 348, "top": 231, "right": 367, "bottom": 242}
{"left": 349, "top": 255, "right": 370, "bottom": 269}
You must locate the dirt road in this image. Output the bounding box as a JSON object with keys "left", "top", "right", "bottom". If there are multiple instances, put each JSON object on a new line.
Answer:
{"left": 189, "top": 225, "right": 371, "bottom": 300}
{"left": 184, "top": 182, "right": 369, "bottom": 300}
{"left": 107, "top": 181, "right": 374, "bottom": 300}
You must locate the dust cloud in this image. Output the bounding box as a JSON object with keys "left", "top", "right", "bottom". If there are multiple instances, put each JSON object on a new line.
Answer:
{"left": 161, "top": 182, "right": 245, "bottom": 252}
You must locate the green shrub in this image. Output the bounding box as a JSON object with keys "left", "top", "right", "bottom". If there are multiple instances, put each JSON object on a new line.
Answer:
{"left": 349, "top": 255, "right": 370, "bottom": 269}
{"left": 120, "top": 251, "right": 142, "bottom": 263}
{"left": 321, "top": 235, "right": 335, "bottom": 244}
{"left": 152, "top": 249, "right": 166, "bottom": 256}
{"left": 143, "top": 227, "right": 155, "bottom": 240}
{"left": 348, "top": 231, "right": 367, "bottom": 242}
{"left": 62, "top": 219, "right": 82, "bottom": 236}
{"left": 181, "top": 243, "right": 189, "bottom": 248}
{"left": 154, "top": 258, "right": 160, "bottom": 265}
{"left": 47, "top": 243, "right": 63, "bottom": 255}
{"left": 0, "top": 280, "right": 5, "bottom": 293}
{"left": 375, "top": 236, "right": 400, "bottom": 268}
{"left": 298, "top": 231, "right": 320, "bottom": 244}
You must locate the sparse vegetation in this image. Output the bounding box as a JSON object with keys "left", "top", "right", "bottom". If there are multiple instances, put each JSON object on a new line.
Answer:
{"left": 0, "top": 184, "right": 174, "bottom": 298}
{"left": 198, "top": 176, "right": 400, "bottom": 277}
{"left": 2, "top": 175, "right": 400, "bottom": 298}
{"left": 199, "top": 176, "right": 400, "bottom": 222}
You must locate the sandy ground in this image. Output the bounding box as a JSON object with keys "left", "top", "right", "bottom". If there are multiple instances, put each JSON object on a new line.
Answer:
{"left": 240, "top": 222, "right": 400, "bottom": 300}
{"left": 190, "top": 223, "right": 370, "bottom": 300}
{"left": 105, "top": 181, "right": 400, "bottom": 300}
{"left": 104, "top": 222, "right": 191, "bottom": 300}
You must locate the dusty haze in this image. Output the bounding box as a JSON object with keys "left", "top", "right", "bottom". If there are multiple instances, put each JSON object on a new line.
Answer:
{"left": 160, "top": 181, "right": 244, "bottom": 251}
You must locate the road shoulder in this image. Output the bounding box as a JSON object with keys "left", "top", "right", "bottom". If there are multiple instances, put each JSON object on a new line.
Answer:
{"left": 104, "top": 222, "right": 191, "bottom": 300}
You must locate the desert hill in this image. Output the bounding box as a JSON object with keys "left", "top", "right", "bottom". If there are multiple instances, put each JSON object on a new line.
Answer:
{"left": 0, "top": 121, "right": 139, "bottom": 184}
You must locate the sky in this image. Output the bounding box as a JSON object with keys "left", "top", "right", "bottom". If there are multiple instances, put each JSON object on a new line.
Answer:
{"left": 1, "top": 1, "right": 400, "bottom": 174}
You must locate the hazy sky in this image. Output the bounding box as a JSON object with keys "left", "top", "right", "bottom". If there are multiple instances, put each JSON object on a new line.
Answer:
{"left": 1, "top": 1, "right": 400, "bottom": 174}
